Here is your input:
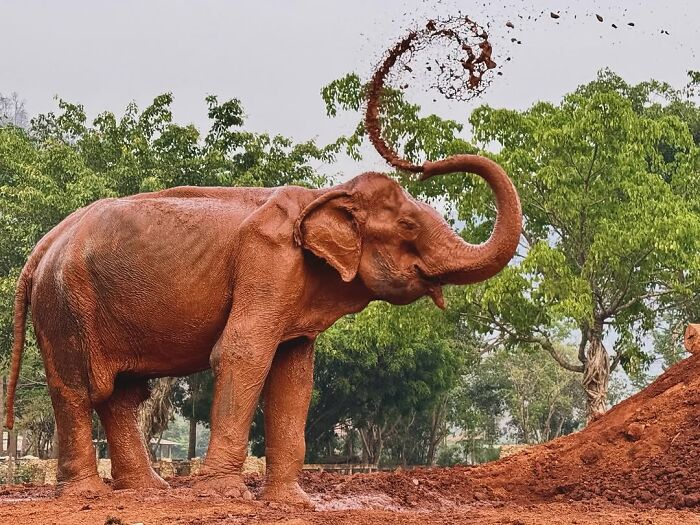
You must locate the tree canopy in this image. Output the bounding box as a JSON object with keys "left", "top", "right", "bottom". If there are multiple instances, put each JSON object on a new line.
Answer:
{"left": 322, "top": 68, "right": 700, "bottom": 419}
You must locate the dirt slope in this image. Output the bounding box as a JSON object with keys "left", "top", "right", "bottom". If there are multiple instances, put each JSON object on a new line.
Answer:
{"left": 319, "top": 353, "right": 700, "bottom": 510}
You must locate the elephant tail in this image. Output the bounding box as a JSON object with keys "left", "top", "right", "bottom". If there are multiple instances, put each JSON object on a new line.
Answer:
{"left": 5, "top": 264, "right": 31, "bottom": 430}
{"left": 4, "top": 201, "right": 102, "bottom": 429}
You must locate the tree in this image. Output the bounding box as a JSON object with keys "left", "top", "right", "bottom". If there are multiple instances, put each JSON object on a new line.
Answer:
{"left": 436, "top": 342, "right": 584, "bottom": 464}
{"left": 173, "top": 371, "right": 214, "bottom": 459}
{"left": 0, "top": 92, "right": 28, "bottom": 128}
{"left": 496, "top": 345, "right": 584, "bottom": 443}
{"left": 460, "top": 71, "right": 700, "bottom": 419}
{"left": 322, "top": 69, "right": 700, "bottom": 420}
{"left": 311, "top": 295, "right": 467, "bottom": 465}
{"left": 138, "top": 377, "right": 178, "bottom": 459}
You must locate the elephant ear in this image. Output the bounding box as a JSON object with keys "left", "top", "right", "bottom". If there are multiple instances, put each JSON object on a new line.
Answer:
{"left": 294, "top": 190, "right": 363, "bottom": 282}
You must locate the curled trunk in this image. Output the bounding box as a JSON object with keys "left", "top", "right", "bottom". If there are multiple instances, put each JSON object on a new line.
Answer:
{"left": 364, "top": 64, "right": 522, "bottom": 285}
{"left": 420, "top": 156, "right": 522, "bottom": 284}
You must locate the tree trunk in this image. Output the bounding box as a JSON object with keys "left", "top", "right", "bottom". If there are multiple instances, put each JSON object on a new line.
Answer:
{"left": 582, "top": 331, "right": 610, "bottom": 421}
{"left": 188, "top": 417, "right": 197, "bottom": 459}
{"left": 50, "top": 421, "right": 59, "bottom": 459}
{"left": 7, "top": 428, "right": 17, "bottom": 483}
{"left": 0, "top": 376, "right": 5, "bottom": 455}
{"left": 359, "top": 425, "right": 383, "bottom": 465}
{"left": 138, "top": 377, "right": 177, "bottom": 460}
{"left": 426, "top": 398, "right": 448, "bottom": 466}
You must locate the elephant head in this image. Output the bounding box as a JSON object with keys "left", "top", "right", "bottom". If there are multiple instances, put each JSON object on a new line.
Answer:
{"left": 294, "top": 154, "right": 522, "bottom": 309}
{"left": 294, "top": 33, "right": 521, "bottom": 309}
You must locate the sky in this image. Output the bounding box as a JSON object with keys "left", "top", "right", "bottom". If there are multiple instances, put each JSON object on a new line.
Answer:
{"left": 1, "top": 0, "right": 698, "bottom": 177}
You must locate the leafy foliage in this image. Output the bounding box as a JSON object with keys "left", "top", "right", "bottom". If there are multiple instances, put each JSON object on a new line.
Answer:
{"left": 322, "top": 68, "right": 700, "bottom": 419}
{"left": 309, "top": 295, "right": 469, "bottom": 464}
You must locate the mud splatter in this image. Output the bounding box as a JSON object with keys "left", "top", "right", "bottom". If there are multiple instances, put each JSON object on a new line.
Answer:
{"left": 365, "top": 15, "right": 497, "bottom": 173}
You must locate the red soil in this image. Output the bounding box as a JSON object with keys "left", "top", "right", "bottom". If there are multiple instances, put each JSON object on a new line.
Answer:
{"left": 316, "top": 352, "right": 700, "bottom": 511}
{"left": 2, "top": 353, "right": 700, "bottom": 523}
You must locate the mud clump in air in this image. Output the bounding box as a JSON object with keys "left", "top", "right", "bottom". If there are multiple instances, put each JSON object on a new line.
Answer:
{"left": 365, "top": 15, "right": 498, "bottom": 173}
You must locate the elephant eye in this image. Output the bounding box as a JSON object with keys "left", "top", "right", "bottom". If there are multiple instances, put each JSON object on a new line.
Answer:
{"left": 398, "top": 217, "right": 419, "bottom": 234}
{"left": 398, "top": 217, "right": 417, "bottom": 228}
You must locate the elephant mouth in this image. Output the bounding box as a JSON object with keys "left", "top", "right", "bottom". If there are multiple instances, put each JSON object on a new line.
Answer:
{"left": 415, "top": 265, "right": 446, "bottom": 310}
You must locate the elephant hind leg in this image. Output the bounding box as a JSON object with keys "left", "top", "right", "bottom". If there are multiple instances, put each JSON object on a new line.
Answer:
{"left": 40, "top": 337, "right": 108, "bottom": 495}
{"left": 96, "top": 376, "right": 169, "bottom": 490}
{"left": 51, "top": 387, "right": 108, "bottom": 495}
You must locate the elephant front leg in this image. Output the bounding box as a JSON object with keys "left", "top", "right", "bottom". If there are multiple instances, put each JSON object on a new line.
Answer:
{"left": 195, "top": 325, "right": 279, "bottom": 498}
{"left": 260, "top": 337, "right": 315, "bottom": 508}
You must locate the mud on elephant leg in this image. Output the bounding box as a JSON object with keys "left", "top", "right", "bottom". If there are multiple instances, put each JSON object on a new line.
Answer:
{"left": 96, "top": 377, "right": 169, "bottom": 490}
{"left": 260, "top": 337, "right": 315, "bottom": 508}
{"left": 194, "top": 325, "right": 280, "bottom": 499}
{"left": 48, "top": 380, "right": 108, "bottom": 496}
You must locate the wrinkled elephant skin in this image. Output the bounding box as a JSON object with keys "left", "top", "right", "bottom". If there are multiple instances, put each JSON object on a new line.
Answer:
{"left": 5, "top": 159, "right": 520, "bottom": 505}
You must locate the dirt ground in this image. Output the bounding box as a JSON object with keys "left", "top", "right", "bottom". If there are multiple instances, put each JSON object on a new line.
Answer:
{"left": 3, "top": 352, "right": 700, "bottom": 524}
{"left": 1, "top": 483, "right": 699, "bottom": 525}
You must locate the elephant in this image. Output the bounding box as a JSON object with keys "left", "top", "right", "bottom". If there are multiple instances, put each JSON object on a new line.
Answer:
{"left": 4, "top": 153, "right": 521, "bottom": 506}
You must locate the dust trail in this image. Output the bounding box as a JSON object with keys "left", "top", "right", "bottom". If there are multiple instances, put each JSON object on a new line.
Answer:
{"left": 364, "top": 16, "right": 497, "bottom": 173}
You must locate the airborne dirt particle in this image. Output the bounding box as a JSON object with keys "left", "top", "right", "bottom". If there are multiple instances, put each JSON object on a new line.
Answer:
{"left": 550, "top": 12, "right": 560, "bottom": 19}
{"left": 596, "top": 14, "right": 604, "bottom": 22}
{"left": 364, "top": 15, "right": 498, "bottom": 172}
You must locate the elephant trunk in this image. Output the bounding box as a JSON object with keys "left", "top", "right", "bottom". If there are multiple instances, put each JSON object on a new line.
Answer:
{"left": 362, "top": 42, "right": 521, "bottom": 284}
{"left": 421, "top": 154, "right": 522, "bottom": 285}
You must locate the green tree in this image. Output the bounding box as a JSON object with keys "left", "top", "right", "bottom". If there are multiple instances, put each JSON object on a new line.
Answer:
{"left": 495, "top": 345, "right": 584, "bottom": 443}
{"left": 322, "top": 69, "right": 700, "bottom": 421}
{"left": 311, "top": 296, "right": 467, "bottom": 465}
{"left": 173, "top": 371, "right": 214, "bottom": 459}
{"left": 461, "top": 71, "right": 699, "bottom": 419}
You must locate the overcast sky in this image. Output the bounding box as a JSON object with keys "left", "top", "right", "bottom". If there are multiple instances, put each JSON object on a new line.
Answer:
{"left": 2, "top": 0, "right": 698, "bottom": 175}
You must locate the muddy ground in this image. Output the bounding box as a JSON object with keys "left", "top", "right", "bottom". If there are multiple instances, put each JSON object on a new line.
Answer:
{"left": 1, "top": 481, "right": 699, "bottom": 525}
{"left": 3, "top": 352, "right": 700, "bottom": 524}
{"left": 0, "top": 481, "right": 699, "bottom": 525}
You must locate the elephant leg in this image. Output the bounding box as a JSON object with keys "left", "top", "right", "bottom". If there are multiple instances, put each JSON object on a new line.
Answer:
{"left": 96, "top": 377, "right": 169, "bottom": 490}
{"left": 260, "top": 337, "right": 315, "bottom": 508}
{"left": 195, "top": 323, "right": 280, "bottom": 498}
{"left": 50, "top": 386, "right": 108, "bottom": 495}
{"left": 40, "top": 334, "right": 108, "bottom": 495}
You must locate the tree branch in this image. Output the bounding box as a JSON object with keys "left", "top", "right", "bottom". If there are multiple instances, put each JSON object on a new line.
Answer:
{"left": 485, "top": 304, "right": 584, "bottom": 373}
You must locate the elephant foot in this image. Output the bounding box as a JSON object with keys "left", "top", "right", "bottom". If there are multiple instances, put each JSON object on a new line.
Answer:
{"left": 57, "top": 475, "right": 111, "bottom": 497}
{"left": 260, "top": 481, "right": 314, "bottom": 509}
{"left": 193, "top": 474, "right": 253, "bottom": 500}
{"left": 112, "top": 469, "right": 170, "bottom": 490}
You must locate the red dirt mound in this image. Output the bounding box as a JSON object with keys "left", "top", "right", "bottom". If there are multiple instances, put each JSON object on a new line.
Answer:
{"left": 317, "top": 353, "right": 700, "bottom": 510}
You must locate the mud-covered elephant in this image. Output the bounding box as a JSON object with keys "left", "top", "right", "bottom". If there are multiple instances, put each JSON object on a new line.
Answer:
{"left": 4, "top": 153, "right": 520, "bottom": 506}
